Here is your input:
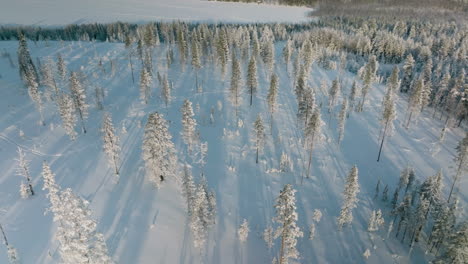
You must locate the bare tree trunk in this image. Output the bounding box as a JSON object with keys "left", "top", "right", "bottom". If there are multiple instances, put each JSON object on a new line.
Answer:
{"left": 377, "top": 120, "right": 389, "bottom": 162}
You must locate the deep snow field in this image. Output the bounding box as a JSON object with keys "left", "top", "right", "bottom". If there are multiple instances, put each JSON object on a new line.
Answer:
{"left": 0, "top": 0, "right": 311, "bottom": 25}
{"left": 0, "top": 36, "right": 465, "bottom": 264}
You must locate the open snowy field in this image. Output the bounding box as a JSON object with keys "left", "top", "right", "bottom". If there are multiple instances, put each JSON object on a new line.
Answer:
{"left": 0, "top": 34, "right": 465, "bottom": 263}
{"left": 0, "top": 0, "right": 312, "bottom": 25}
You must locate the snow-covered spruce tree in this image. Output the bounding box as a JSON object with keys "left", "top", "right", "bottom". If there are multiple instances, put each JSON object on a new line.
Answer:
{"left": 274, "top": 184, "right": 303, "bottom": 264}
{"left": 368, "top": 209, "right": 385, "bottom": 232}
{"left": 57, "top": 53, "right": 67, "bottom": 81}
{"left": 303, "top": 108, "right": 324, "bottom": 182}
{"left": 238, "top": 219, "right": 250, "bottom": 243}
{"left": 264, "top": 225, "right": 274, "bottom": 249}
{"left": 69, "top": 72, "right": 89, "bottom": 134}
{"left": 395, "top": 194, "right": 412, "bottom": 241}
{"left": 430, "top": 199, "right": 458, "bottom": 252}
{"left": 0, "top": 224, "right": 19, "bottom": 264}
{"left": 282, "top": 39, "right": 292, "bottom": 67}
{"left": 337, "top": 98, "right": 348, "bottom": 145}
{"left": 251, "top": 29, "right": 260, "bottom": 58}
{"left": 409, "top": 198, "right": 430, "bottom": 247}
{"left": 377, "top": 74, "right": 397, "bottom": 162}
{"left": 279, "top": 152, "right": 293, "bottom": 173}
{"left": 56, "top": 188, "right": 112, "bottom": 264}
{"left": 348, "top": 80, "right": 360, "bottom": 112}
{"left": 139, "top": 67, "right": 152, "bottom": 104}
{"left": 191, "top": 36, "right": 202, "bottom": 71}
{"left": 448, "top": 132, "right": 468, "bottom": 203}
{"left": 17, "top": 33, "right": 38, "bottom": 84}
{"left": 434, "top": 221, "right": 468, "bottom": 264}
{"left": 337, "top": 166, "right": 360, "bottom": 230}
{"left": 253, "top": 114, "right": 266, "bottom": 164}
{"left": 358, "top": 55, "right": 378, "bottom": 112}
{"left": 182, "top": 164, "right": 196, "bottom": 216}
{"left": 16, "top": 147, "right": 34, "bottom": 198}
{"left": 405, "top": 78, "right": 424, "bottom": 129}
{"left": 190, "top": 183, "right": 211, "bottom": 249}
{"left": 58, "top": 93, "right": 78, "bottom": 140}
{"left": 401, "top": 54, "right": 415, "bottom": 93}
{"left": 246, "top": 55, "right": 258, "bottom": 106}
{"left": 41, "top": 58, "right": 59, "bottom": 99}
{"left": 181, "top": 99, "right": 197, "bottom": 151}
{"left": 261, "top": 38, "right": 275, "bottom": 72}
{"left": 328, "top": 78, "right": 341, "bottom": 114}
{"left": 162, "top": 76, "right": 171, "bottom": 108}
{"left": 229, "top": 53, "right": 242, "bottom": 117}
{"left": 267, "top": 73, "right": 279, "bottom": 131}
{"left": 142, "top": 112, "right": 177, "bottom": 188}
{"left": 101, "top": 113, "right": 121, "bottom": 176}
{"left": 42, "top": 161, "right": 61, "bottom": 216}
{"left": 124, "top": 34, "right": 135, "bottom": 84}
{"left": 24, "top": 63, "right": 45, "bottom": 126}
{"left": 298, "top": 85, "right": 316, "bottom": 129}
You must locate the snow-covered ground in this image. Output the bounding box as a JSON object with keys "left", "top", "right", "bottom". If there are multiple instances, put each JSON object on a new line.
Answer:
{"left": 0, "top": 0, "right": 312, "bottom": 25}
{"left": 0, "top": 38, "right": 465, "bottom": 264}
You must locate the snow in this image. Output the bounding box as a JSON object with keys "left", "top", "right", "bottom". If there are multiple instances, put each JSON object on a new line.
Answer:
{"left": 0, "top": 37, "right": 465, "bottom": 264}
{"left": 0, "top": 0, "right": 312, "bottom": 25}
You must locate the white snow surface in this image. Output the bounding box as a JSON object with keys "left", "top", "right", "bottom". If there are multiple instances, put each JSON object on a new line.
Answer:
{"left": 0, "top": 39, "right": 466, "bottom": 264}
{"left": 0, "top": 0, "right": 312, "bottom": 25}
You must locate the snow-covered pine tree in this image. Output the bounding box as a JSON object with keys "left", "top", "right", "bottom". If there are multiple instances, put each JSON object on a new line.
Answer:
{"left": 267, "top": 73, "right": 279, "bottom": 131}
{"left": 238, "top": 219, "right": 250, "bottom": 243}
{"left": 16, "top": 147, "right": 34, "bottom": 198}
{"left": 69, "top": 71, "right": 88, "bottom": 133}
{"left": 191, "top": 37, "right": 201, "bottom": 70}
{"left": 246, "top": 55, "right": 258, "bottom": 106}
{"left": 253, "top": 114, "right": 266, "bottom": 164}
{"left": 181, "top": 99, "right": 197, "bottom": 151}
{"left": 139, "top": 67, "right": 152, "bottom": 104}
{"left": 448, "top": 132, "right": 467, "bottom": 203}
{"left": 262, "top": 38, "right": 275, "bottom": 72}
{"left": 377, "top": 74, "right": 397, "bottom": 162}
{"left": 58, "top": 93, "right": 78, "bottom": 140}
{"left": 337, "top": 98, "right": 348, "bottom": 145}
{"left": 142, "top": 112, "right": 177, "bottom": 188}
{"left": 229, "top": 53, "right": 242, "bottom": 116}
{"left": 264, "top": 225, "right": 274, "bottom": 249}
{"left": 303, "top": 108, "right": 324, "bottom": 182}
{"left": 101, "top": 113, "right": 121, "bottom": 176}
{"left": 337, "top": 166, "right": 360, "bottom": 229}
{"left": 405, "top": 78, "right": 424, "bottom": 129}
{"left": 401, "top": 54, "right": 415, "bottom": 93}
{"left": 358, "top": 55, "right": 378, "bottom": 112}
{"left": 274, "top": 184, "right": 303, "bottom": 264}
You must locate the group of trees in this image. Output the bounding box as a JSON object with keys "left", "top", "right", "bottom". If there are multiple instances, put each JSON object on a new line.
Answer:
{"left": 4, "top": 12, "right": 467, "bottom": 263}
